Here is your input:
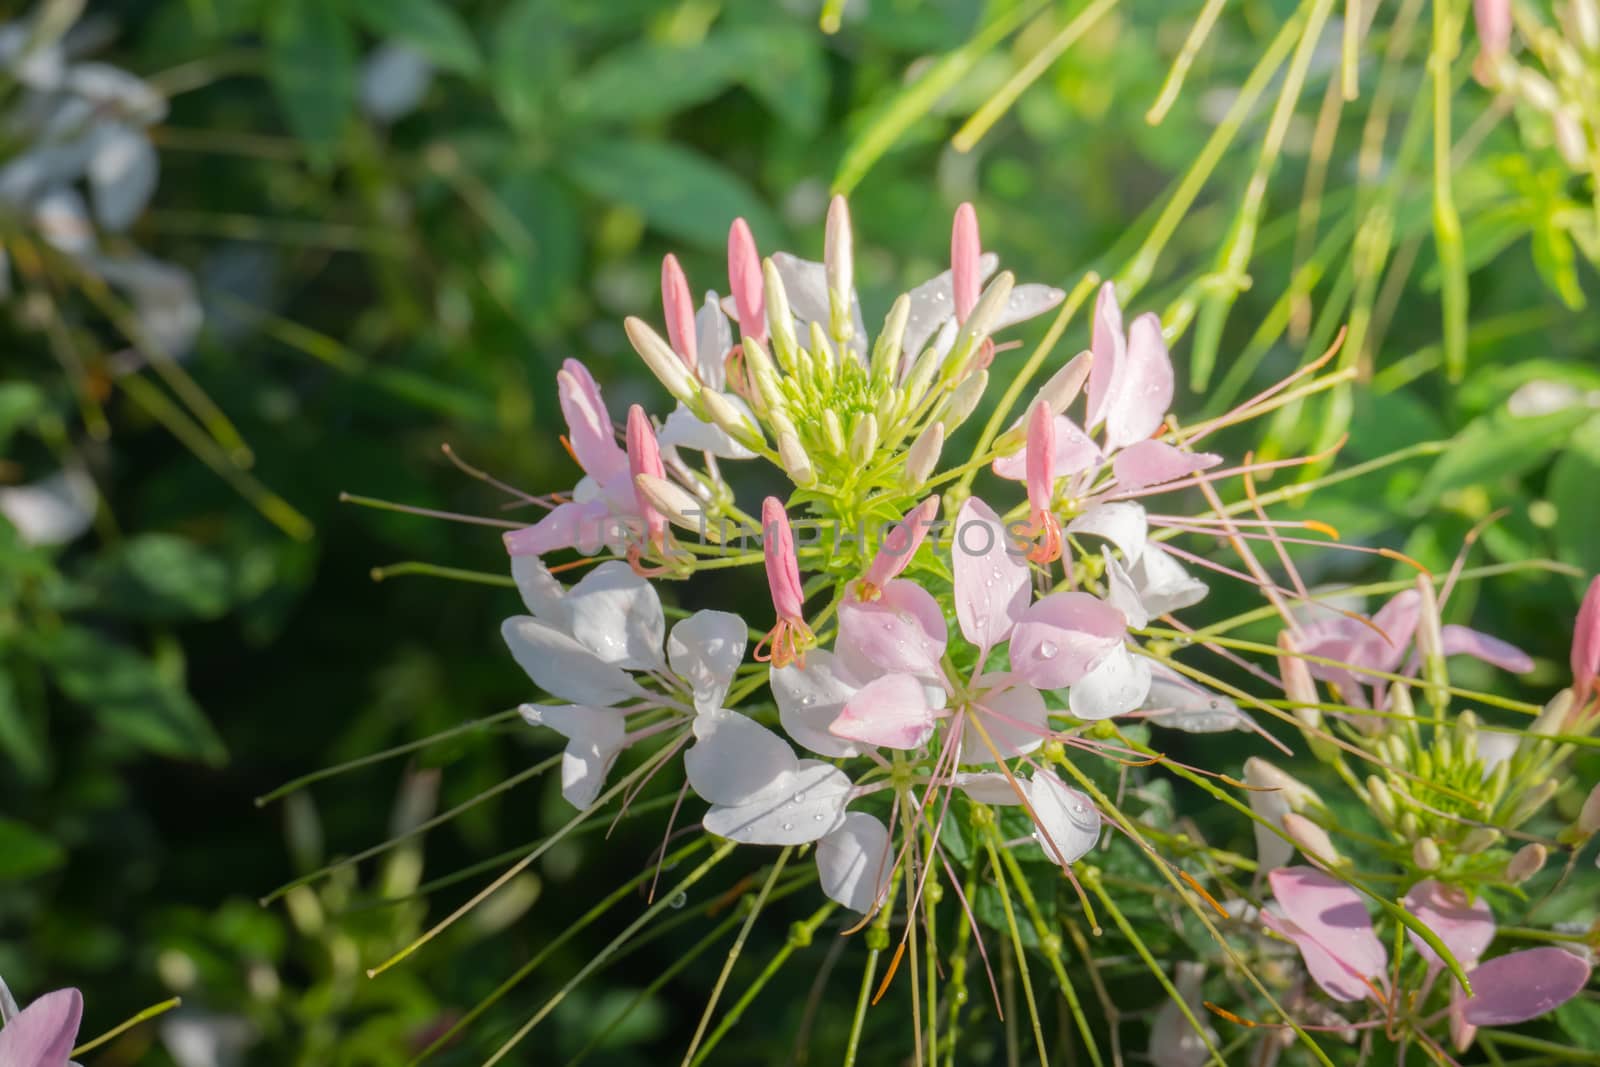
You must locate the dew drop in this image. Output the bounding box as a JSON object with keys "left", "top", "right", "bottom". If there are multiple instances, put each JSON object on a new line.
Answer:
{"left": 813, "top": 813, "right": 827, "bottom": 821}
{"left": 669, "top": 891, "right": 688, "bottom": 909}
{"left": 800, "top": 695, "right": 815, "bottom": 707}
{"left": 793, "top": 791, "right": 808, "bottom": 803}
{"left": 1038, "top": 640, "right": 1059, "bottom": 660}
{"left": 782, "top": 822, "right": 794, "bottom": 831}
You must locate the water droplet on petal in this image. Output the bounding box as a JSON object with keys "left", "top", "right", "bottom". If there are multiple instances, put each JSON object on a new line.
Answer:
{"left": 1039, "top": 640, "right": 1059, "bottom": 660}
{"left": 800, "top": 695, "right": 815, "bottom": 707}
{"left": 782, "top": 822, "right": 794, "bottom": 831}
{"left": 793, "top": 791, "right": 807, "bottom": 803}
{"left": 813, "top": 813, "right": 826, "bottom": 821}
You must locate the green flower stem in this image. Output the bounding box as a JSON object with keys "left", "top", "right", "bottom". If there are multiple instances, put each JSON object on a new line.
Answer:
{"left": 1081, "top": 867, "right": 1227, "bottom": 1067}
{"left": 680, "top": 846, "right": 794, "bottom": 1067}
{"left": 1431, "top": 0, "right": 1470, "bottom": 382}
{"left": 1145, "top": 0, "right": 1228, "bottom": 125}
{"left": 480, "top": 841, "right": 740, "bottom": 1067}
{"left": 979, "top": 829, "right": 1051, "bottom": 1066}
{"left": 71, "top": 997, "right": 183, "bottom": 1058}
{"left": 254, "top": 708, "right": 522, "bottom": 806}
{"left": 368, "top": 561, "right": 517, "bottom": 587}
{"left": 1050, "top": 756, "right": 1337, "bottom": 1067}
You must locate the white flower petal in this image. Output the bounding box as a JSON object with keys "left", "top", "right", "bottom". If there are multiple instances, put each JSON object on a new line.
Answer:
{"left": 565, "top": 561, "right": 666, "bottom": 670}
{"left": 360, "top": 43, "right": 434, "bottom": 123}
{"left": 668, "top": 610, "right": 747, "bottom": 714}
{"left": 772, "top": 649, "right": 865, "bottom": 758}
{"left": 901, "top": 253, "right": 998, "bottom": 362}
{"left": 86, "top": 121, "right": 157, "bottom": 230}
{"left": 963, "top": 678, "right": 1049, "bottom": 764}
{"left": 1245, "top": 758, "right": 1295, "bottom": 871}
{"left": 685, "top": 710, "right": 796, "bottom": 806}
{"left": 771, "top": 252, "right": 866, "bottom": 359}
{"left": 1068, "top": 644, "right": 1151, "bottom": 720}
{"left": 511, "top": 556, "right": 565, "bottom": 622}
{"left": 954, "top": 771, "right": 1028, "bottom": 805}
{"left": 658, "top": 402, "right": 757, "bottom": 459}
{"left": 952, "top": 496, "right": 1031, "bottom": 651}
{"left": 816, "top": 811, "right": 893, "bottom": 914}
{"left": 1102, "top": 548, "right": 1149, "bottom": 629}
{"left": 1025, "top": 769, "right": 1100, "bottom": 867}
{"left": 702, "top": 760, "right": 851, "bottom": 845}
{"left": 991, "top": 283, "right": 1065, "bottom": 332}
{"left": 1142, "top": 665, "right": 1252, "bottom": 733}
{"left": 0, "top": 469, "right": 96, "bottom": 546}
{"left": 520, "top": 703, "right": 628, "bottom": 809}
{"left": 501, "top": 616, "right": 645, "bottom": 707}
{"left": 1130, "top": 546, "right": 1208, "bottom": 615}
{"left": 1066, "top": 501, "right": 1148, "bottom": 564}
{"left": 694, "top": 292, "right": 731, "bottom": 390}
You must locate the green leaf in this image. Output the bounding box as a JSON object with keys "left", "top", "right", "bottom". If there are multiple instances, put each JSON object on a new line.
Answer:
{"left": 77, "top": 534, "right": 234, "bottom": 621}
{"left": 561, "top": 139, "right": 778, "bottom": 249}
{"left": 1551, "top": 415, "right": 1600, "bottom": 580}
{"left": 728, "top": 27, "right": 827, "bottom": 134}
{"left": 345, "top": 0, "right": 482, "bottom": 76}
{"left": 492, "top": 167, "right": 583, "bottom": 330}
{"left": 1556, "top": 990, "right": 1600, "bottom": 1047}
{"left": 266, "top": 0, "right": 356, "bottom": 169}
{"left": 0, "top": 816, "right": 65, "bottom": 880}
{"left": 1414, "top": 407, "right": 1590, "bottom": 510}
{"left": 0, "top": 668, "right": 49, "bottom": 783}
{"left": 491, "top": 0, "right": 570, "bottom": 133}
{"left": 564, "top": 36, "right": 744, "bottom": 123}
{"left": 0, "top": 381, "right": 47, "bottom": 450}
{"left": 41, "top": 627, "right": 227, "bottom": 766}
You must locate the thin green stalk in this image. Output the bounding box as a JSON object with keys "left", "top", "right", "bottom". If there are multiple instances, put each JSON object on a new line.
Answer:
{"left": 481, "top": 841, "right": 739, "bottom": 1067}
{"left": 1146, "top": 0, "right": 1228, "bottom": 124}
{"left": 979, "top": 831, "right": 1050, "bottom": 1066}
{"left": 1431, "top": 0, "right": 1469, "bottom": 381}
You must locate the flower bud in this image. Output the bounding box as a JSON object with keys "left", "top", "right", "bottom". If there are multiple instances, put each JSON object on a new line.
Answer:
{"left": 822, "top": 409, "right": 846, "bottom": 456}
{"left": 901, "top": 344, "right": 942, "bottom": 407}
{"left": 946, "top": 270, "right": 1014, "bottom": 379}
{"left": 809, "top": 320, "right": 838, "bottom": 376}
{"left": 1459, "top": 827, "right": 1501, "bottom": 854}
{"left": 634, "top": 474, "right": 718, "bottom": 541}
{"left": 778, "top": 432, "right": 815, "bottom": 488}
{"left": 1277, "top": 631, "right": 1321, "bottom": 729}
{"left": 1282, "top": 812, "right": 1343, "bottom": 866}
{"left": 1510, "top": 780, "right": 1559, "bottom": 827}
{"left": 1367, "top": 776, "right": 1398, "bottom": 825}
{"left": 904, "top": 422, "right": 945, "bottom": 489}
{"left": 824, "top": 194, "right": 854, "bottom": 343}
{"left": 1504, "top": 842, "right": 1547, "bottom": 884}
{"left": 763, "top": 258, "right": 800, "bottom": 370}
{"left": 1413, "top": 836, "right": 1442, "bottom": 871}
{"left": 871, "top": 294, "right": 911, "bottom": 386}
{"left": 943, "top": 369, "right": 988, "bottom": 429}
{"left": 740, "top": 337, "right": 787, "bottom": 416}
{"left": 701, "top": 390, "right": 766, "bottom": 451}
{"left": 849, "top": 413, "right": 879, "bottom": 465}
{"left": 1567, "top": 0, "right": 1600, "bottom": 51}
{"left": 1534, "top": 689, "right": 1574, "bottom": 736}
{"left": 1573, "top": 575, "right": 1600, "bottom": 710}
{"left": 1036, "top": 350, "right": 1093, "bottom": 416}
{"left": 625, "top": 316, "right": 700, "bottom": 407}
{"left": 1581, "top": 782, "right": 1600, "bottom": 836}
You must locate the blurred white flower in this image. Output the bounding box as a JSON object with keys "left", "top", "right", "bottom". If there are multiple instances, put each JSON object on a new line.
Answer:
{"left": 0, "top": 468, "right": 96, "bottom": 546}
{"left": 359, "top": 43, "right": 434, "bottom": 123}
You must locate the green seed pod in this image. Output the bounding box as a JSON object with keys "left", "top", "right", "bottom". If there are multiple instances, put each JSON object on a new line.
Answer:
{"left": 1413, "top": 836, "right": 1442, "bottom": 871}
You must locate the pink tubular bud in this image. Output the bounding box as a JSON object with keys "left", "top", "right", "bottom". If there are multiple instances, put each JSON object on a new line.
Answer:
{"left": 762, "top": 496, "right": 805, "bottom": 622}
{"left": 1025, "top": 399, "right": 1054, "bottom": 517}
{"left": 860, "top": 496, "right": 940, "bottom": 596}
{"left": 951, "top": 202, "right": 981, "bottom": 324}
{"left": 1573, "top": 576, "right": 1600, "bottom": 710}
{"left": 727, "top": 218, "right": 766, "bottom": 345}
{"left": 661, "top": 254, "right": 696, "bottom": 369}
{"left": 625, "top": 405, "right": 667, "bottom": 547}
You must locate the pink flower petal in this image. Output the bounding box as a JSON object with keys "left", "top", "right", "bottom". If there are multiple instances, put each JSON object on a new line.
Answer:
{"left": 1574, "top": 575, "right": 1600, "bottom": 705}
{"left": 962, "top": 676, "right": 1049, "bottom": 762}
{"left": 503, "top": 499, "right": 615, "bottom": 558}
{"left": 1025, "top": 398, "right": 1054, "bottom": 515}
{"left": 1103, "top": 312, "right": 1173, "bottom": 451}
{"left": 1462, "top": 948, "right": 1592, "bottom": 1026}
{"left": 1085, "top": 282, "right": 1124, "bottom": 429}
{"left": 1268, "top": 866, "right": 1387, "bottom": 999}
{"left": 952, "top": 497, "right": 1030, "bottom": 652}
{"left": 1010, "top": 591, "right": 1125, "bottom": 690}
{"left": 862, "top": 496, "right": 939, "bottom": 591}
{"left": 1111, "top": 439, "right": 1222, "bottom": 492}
{"left": 832, "top": 672, "right": 941, "bottom": 749}
{"left": 838, "top": 579, "right": 948, "bottom": 676}
{"left": 727, "top": 217, "right": 765, "bottom": 344}
{"left": 661, "top": 253, "right": 696, "bottom": 366}
{"left": 557, "top": 360, "right": 628, "bottom": 485}
{"left": 625, "top": 405, "right": 666, "bottom": 544}
{"left": 1441, "top": 625, "right": 1533, "bottom": 674}
{"left": 951, "top": 202, "right": 981, "bottom": 323}
{"left": 762, "top": 497, "right": 805, "bottom": 621}
{"left": 1263, "top": 909, "right": 1378, "bottom": 1003}
{"left": 0, "top": 988, "right": 82, "bottom": 1067}
{"left": 1403, "top": 879, "right": 1496, "bottom": 971}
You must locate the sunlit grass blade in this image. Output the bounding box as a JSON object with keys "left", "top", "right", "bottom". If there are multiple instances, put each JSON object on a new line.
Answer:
{"left": 1146, "top": 0, "right": 1228, "bottom": 125}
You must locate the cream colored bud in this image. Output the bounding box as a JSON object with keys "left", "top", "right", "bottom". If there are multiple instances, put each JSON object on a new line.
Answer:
{"left": 872, "top": 294, "right": 911, "bottom": 386}
{"left": 1413, "top": 837, "right": 1442, "bottom": 871}
{"left": 1277, "top": 631, "right": 1321, "bottom": 729}
{"left": 1534, "top": 690, "right": 1574, "bottom": 736}
{"left": 945, "top": 271, "right": 1015, "bottom": 379}
{"left": 1282, "top": 813, "right": 1342, "bottom": 866}
{"left": 824, "top": 195, "right": 854, "bottom": 341}
{"left": 822, "top": 409, "right": 846, "bottom": 456}
{"left": 740, "top": 337, "right": 787, "bottom": 415}
{"left": 701, "top": 390, "right": 766, "bottom": 451}
{"left": 901, "top": 344, "right": 941, "bottom": 406}
{"left": 1580, "top": 782, "right": 1600, "bottom": 836}
{"left": 1567, "top": 0, "right": 1600, "bottom": 51}
{"left": 1037, "top": 350, "right": 1093, "bottom": 415}
{"left": 762, "top": 258, "right": 800, "bottom": 369}
{"left": 1459, "top": 827, "right": 1501, "bottom": 854}
{"left": 625, "top": 317, "right": 699, "bottom": 406}
{"left": 944, "top": 369, "right": 988, "bottom": 429}
{"left": 1505, "top": 843, "right": 1547, "bottom": 884}
{"left": 767, "top": 406, "right": 799, "bottom": 443}
{"left": 633, "top": 474, "right": 719, "bottom": 541}
{"left": 778, "top": 432, "right": 815, "bottom": 488}
{"left": 1510, "top": 780, "right": 1559, "bottom": 827}
{"left": 1456, "top": 710, "right": 1481, "bottom": 761}
{"left": 849, "top": 413, "right": 879, "bottom": 465}
{"left": 904, "top": 422, "right": 945, "bottom": 489}
{"left": 1245, "top": 758, "right": 1319, "bottom": 812}
{"left": 1367, "top": 776, "right": 1398, "bottom": 825}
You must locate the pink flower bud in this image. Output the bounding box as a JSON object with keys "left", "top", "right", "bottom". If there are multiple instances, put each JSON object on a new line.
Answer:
{"left": 727, "top": 218, "right": 765, "bottom": 345}
{"left": 1574, "top": 575, "right": 1600, "bottom": 709}
{"left": 762, "top": 496, "right": 804, "bottom": 622}
{"left": 661, "top": 253, "right": 696, "bottom": 369}
{"left": 951, "top": 202, "right": 981, "bottom": 324}
{"left": 626, "top": 405, "right": 667, "bottom": 549}
{"left": 860, "top": 496, "right": 940, "bottom": 597}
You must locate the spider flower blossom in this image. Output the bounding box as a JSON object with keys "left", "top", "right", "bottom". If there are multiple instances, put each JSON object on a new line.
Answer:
{"left": 0, "top": 974, "right": 83, "bottom": 1067}
{"left": 1266, "top": 868, "right": 1592, "bottom": 1049}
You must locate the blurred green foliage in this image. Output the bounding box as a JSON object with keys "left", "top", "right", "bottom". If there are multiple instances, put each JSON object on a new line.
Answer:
{"left": 2, "top": 0, "right": 1598, "bottom": 1063}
